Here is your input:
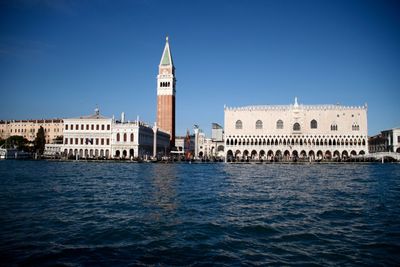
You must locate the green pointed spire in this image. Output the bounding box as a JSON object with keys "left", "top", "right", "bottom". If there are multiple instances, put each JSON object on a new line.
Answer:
{"left": 161, "top": 47, "right": 171, "bottom": 65}
{"left": 160, "top": 36, "right": 173, "bottom": 66}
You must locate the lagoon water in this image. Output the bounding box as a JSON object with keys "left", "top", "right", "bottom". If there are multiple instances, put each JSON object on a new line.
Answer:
{"left": 0, "top": 160, "right": 400, "bottom": 266}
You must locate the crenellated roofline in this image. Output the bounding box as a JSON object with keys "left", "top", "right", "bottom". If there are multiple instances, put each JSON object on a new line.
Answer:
{"left": 225, "top": 98, "right": 368, "bottom": 111}
{"left": 225, "top": 104, "right": 368, "bottom": 111}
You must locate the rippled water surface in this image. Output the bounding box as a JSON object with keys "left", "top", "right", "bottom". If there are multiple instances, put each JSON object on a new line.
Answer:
{"left": 1, "top": 160, "right": 400, "bottom": 266}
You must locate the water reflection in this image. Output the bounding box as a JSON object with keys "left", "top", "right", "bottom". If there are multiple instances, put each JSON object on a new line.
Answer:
{"left": 143, "top": 165, "right": 178, "bottom": 221}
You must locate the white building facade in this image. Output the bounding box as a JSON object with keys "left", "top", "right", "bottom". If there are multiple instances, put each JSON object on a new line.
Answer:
{"left": 112, "top": 121, "right": 170, "bottom": 159}
{"left": 224, "top": 98, "right": 368, "bottom": 161}
{"left": 62, "top": 109, "right": 113, "bottom": 158}
{"left": 61, "top": 109, "right": 170, "bottom": 159}
{"left": 369, "top": 127, "right": 400, "bottom": 153}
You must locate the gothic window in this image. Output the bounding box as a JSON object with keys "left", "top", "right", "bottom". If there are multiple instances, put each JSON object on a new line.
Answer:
{"left": 331, "top": 124, "right": 338, "bottom": 131}
{"left": 130, "top": 133, "right": 134, "bottom": 142}
{"left": 293, "top": 123, "right": 301, "bottom": 131}
{"left": 65, "top": 124, "right": 68, "bottom": 130}
{"left": 117, "top": 133, "right": 120, "bottom": 142}
{"left": 352, "top": 123, "right": 359, "bottom": 131}
{"left": 310, "top": 120, "right": 317, "bottom": 129}
{"left": 123, "top": 133, "right": 127, "bottom": 142}
{"left": 235, "top": 120, "right": 243, "bottom": 129}
{"left": 256, "top": 120, "right": 263, "bottom": 129}
{"left": 276, "top": 120, "right": 283, "bottom": 129}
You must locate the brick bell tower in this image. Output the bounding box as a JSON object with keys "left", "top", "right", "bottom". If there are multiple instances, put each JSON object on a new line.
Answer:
{"left": 157, "top": 36, "right": 176, "bottom": 149}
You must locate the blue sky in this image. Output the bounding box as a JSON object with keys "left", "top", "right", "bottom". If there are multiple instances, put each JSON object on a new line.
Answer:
{"left": 0, "top": 0, "right": 399, "bottom": 136}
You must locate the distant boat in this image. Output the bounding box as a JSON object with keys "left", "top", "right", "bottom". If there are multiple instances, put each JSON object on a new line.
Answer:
{"left": 0, "top": 148, "right": 31, "bottom": 159}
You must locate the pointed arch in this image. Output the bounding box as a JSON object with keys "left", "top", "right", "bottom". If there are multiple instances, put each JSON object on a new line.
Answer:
{"left": 276, "top": 120, "right": 283, "bottom": 129}
{"left": 310, "top": 119, "right": 318, "bottom": 129}
{"left": 256, "top": 120, "right": 263, "bottom": 129}
{"left": 293, "top": 122, "right": 301, "bottom": 131}
{"left": 235, "top": 120, "right": 243, "bottom": 129}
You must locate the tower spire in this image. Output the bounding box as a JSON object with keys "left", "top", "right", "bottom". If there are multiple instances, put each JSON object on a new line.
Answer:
{"left": 157, "top": 36, "right": 176, "bottom": 150}
{"left": 160, "top": 36, "right": 173, "bottom": 67}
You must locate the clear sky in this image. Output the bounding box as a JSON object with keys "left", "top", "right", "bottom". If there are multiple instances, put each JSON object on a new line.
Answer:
{"left": 0, "top": 0, "right": 399, "bottom": 136}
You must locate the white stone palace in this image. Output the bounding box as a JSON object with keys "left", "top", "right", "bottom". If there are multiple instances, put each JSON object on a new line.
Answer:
{"left": 224, "top": 98, "right": 368, "bottom": 161}
{"left": 61, "top": 109, "right": 170, "bottom": 159}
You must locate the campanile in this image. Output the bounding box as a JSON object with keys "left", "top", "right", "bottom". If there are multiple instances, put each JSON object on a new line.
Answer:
{"left": 157, "top": 36, "right": 176, "bottom": 148}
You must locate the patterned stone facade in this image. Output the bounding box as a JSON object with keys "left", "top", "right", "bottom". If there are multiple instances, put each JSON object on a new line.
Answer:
{"left": 224, "top": 98, "right": 368, "bottom": 161}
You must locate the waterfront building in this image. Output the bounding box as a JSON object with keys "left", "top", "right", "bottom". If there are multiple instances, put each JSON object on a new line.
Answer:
{"left": 369, "top": 127, "right": 400, "bottom": 153}
{"left": 62, "top": 108, "right": 112, "bottom": 158}
{"left": 112, "top": 116, "right": 170, "bottom": 159}
{"left": 224, "top": 98, "right": 368, "bottom": 161}
{"left": 0, "top": 119, "right": 63, "bottom": 144}
{"left": 61, "top": 109, "right": 170, "bottom": 159}
{"left": 157, "top": 36, "right": 176, "bottom": 148}
{"left": 193, "top": 125, "right": 225, "bottom": 159}
{"left": 175, "top": 132, "right": 195, "bottom": 158}
{"left": 196, "top": 132, "right": 214, "bottom": 158}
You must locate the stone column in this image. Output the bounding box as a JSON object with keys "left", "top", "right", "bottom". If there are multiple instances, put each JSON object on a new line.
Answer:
{"left": 194, "top": 127, "right": 199, "bottom": 159}
{"left": 153, "top": 123, "right": 158, "bottom": 158}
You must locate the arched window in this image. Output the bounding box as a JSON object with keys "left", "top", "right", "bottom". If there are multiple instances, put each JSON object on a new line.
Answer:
{"left": 276, "top": 120, "right": 283, "bottom": 129}
{"left": 116, "top": 133, "right": 120, "bottom": 142}
{"left": 235, "top": 120, "right": 243, "bottom": 129}
{"left": 331, "top": 124, "right": 338, "bottom": 131}
{"left": 123, "top": 133, "right": 127, "bottom": 142}
{"left": 256, "top": 120, "right": 263, "bottom": 129}
{"left": 310, "top": 119, "right": 317, "bottom": 129}
{"left": 130, "top": 133, "right": 134, "bottom": 142}
{"left": 293, "top": 123, "right": 301, "bottom": 131}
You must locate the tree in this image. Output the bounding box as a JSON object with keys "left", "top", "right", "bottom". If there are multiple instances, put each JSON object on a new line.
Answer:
{"left": 4, "top": 136, "right": 29, "bottom": 151}
{"left": 34, "top": 126, "right": 46, "bottom": 155}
